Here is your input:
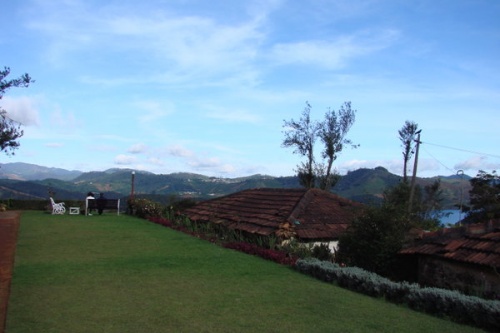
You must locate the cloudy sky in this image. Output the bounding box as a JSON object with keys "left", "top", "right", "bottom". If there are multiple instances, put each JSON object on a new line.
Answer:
{"left": 1, "top": 0, "right": 499, "bottom": 178}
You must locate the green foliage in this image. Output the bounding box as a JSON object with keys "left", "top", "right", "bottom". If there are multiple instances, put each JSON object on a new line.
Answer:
{"left": 406, "top": 287, "right": 500, "bottom": 331}
{"left": 282, "top": 102, "right": 317, "bottom": 188}
{"left": 278, "top": 238, "right": 315, "bottom": 259}
{"left": 131, "top": 198, "right": 163, "bottom": 218}
{"left": 337, "top": 180, "right": 444, "bottom": 279}
{"left": 318, "top": 101, "right": 358, "bottom": 190}
{"left": 386, "top": 181, "right": 441, "bottom": 230}
{"left": 336, "top": 204, "right": 407, "bottom": 278}
{"left": 311, "top": 243, "right": 333, "bottom": 261}
{"left": 295, "top": 258, "right": 500, "bottom": 332}
{"left": 282, "top": 101, "right": 357, "bottom": 190}
{"left": 0, "top": 66, "right": 33, "bottom": 155}
{"left": 463, "top": 170, "right": 500, "bottom": 223}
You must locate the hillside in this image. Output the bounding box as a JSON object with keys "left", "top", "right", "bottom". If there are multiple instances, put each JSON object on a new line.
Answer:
{"left": 0, "top": 162, "right": 82, "bottom": 181}
{"left": 0, "top": 163, "right": 471, "bottom": 208}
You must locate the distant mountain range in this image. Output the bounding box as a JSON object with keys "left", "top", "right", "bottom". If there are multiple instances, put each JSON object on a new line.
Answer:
{"left": 0, "top": 162, "right": 82, "bottom": 181}
{"left": 0, "top": 162, "right": 471, "bottom": 208}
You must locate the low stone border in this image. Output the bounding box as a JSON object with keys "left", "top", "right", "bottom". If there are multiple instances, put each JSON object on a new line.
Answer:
{"left": 0, "top": 211, "right": 21, "bottom": 333}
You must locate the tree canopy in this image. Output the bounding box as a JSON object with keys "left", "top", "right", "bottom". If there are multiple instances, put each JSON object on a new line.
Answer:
{"left": 337, "top": 180, "right": 443, "bottom": 278}
{"left": 462, "top": 170, "right": 500, "bottom": 223}
{"left": 282, "top": 101, "right": 357, "bottom": 190}
{"left": 0, "top": 66, "right": 33, "bottom": 156}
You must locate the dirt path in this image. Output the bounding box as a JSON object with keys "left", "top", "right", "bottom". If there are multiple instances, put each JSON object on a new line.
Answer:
{"left": 0, "top": 211, "right": 21, "bottom": 333}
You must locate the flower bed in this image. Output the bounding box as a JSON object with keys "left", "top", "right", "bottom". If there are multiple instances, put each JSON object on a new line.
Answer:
{"left": 147, "top": 216, "right": 297, "bottom": 266}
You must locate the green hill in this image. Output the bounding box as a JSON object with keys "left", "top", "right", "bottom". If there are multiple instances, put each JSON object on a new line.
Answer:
{"left": 0, "top": 166, "right": 471, "bottom": 208}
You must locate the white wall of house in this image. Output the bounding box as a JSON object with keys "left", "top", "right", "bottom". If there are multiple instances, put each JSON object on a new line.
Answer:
{"left": 309, "top": 241, "right": 339, "bottom": 252}
{"left": 281, "top": 239, "right": 339, "bottom": 253}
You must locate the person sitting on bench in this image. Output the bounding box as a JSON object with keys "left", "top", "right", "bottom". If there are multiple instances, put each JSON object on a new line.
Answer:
{"left": 86, "top": 192, "right": 95, "bottom": 215}
{"left": 96, "top": 192, "right": 107, "bottom": 215}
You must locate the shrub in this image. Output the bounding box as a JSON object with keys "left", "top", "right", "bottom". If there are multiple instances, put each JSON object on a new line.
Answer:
{"left": 148, "top": 216, "right": 173, "bottom": 227}
{"left": 133, "top": 198, "right": 163, "bottom": 218}
{"left": 294, "top": 258, "right": 500, "bottom": 331}
{"left": 278, "top": 238, "right": 314, "bottom": 259}
{"left": 405, "top": 287, "right": 500, "bottom": 331}
{"left": 311, "top": 243, "right": 332, "bottom": 261}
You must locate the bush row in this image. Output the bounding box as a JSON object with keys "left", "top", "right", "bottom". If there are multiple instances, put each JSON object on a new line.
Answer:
{"left": 295, "top": 258, "right": 500, "bottom": 332}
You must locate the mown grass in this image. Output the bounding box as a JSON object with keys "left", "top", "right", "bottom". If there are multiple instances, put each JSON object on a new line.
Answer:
{"left": 7, "top": 211, "right": 484, "bottom": 333}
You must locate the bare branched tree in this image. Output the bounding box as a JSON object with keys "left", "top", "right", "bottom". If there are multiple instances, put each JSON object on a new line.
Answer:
{"left": 282, "top": 101, "right": 357, "bottom": 190}
{"left": 318, "top": 102, "right": 358, "bottom": 190}
{"left": 282, "top": 102, "right": 319, "bottom": 188}
{"left": 398, "top": 120, "right": 418, "bottom": 183}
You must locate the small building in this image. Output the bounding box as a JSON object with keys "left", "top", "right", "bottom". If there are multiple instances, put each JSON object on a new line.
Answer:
{"left": 400, "top": 219, "right": 500, "bottom": 299}
{"left": 181, "top": 188, "right": 363, "bottom": 250}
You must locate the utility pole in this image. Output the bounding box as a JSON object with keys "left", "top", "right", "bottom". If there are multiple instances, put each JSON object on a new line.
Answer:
{"left": 457, "top": 169, "right": 464, "bottom": 225}
{"left": 408, "top": 130, "right": 422, "bottom": 213}
{"left": 128, "top": 171, "right": 135, "bottom": 215}
{"left": 130, "top": 171, "right": 135, "bottom": 201}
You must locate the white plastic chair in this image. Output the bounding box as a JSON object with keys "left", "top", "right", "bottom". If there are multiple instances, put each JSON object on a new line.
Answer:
{"left": 50, "top": 197, "right": 66, "bottom": 215}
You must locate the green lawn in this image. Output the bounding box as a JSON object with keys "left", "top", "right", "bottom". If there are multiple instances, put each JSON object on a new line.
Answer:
{"left": 7, "top": 211, "right": 484, "bottom": 333}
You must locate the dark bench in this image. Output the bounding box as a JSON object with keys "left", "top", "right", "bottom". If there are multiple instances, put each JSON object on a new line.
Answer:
{"left": 85, "top": 198, "right": 121, "bottom": 216}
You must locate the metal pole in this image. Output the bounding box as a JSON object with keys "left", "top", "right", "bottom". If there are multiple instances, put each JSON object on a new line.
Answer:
{"left": 408, "top": 131, "right": 421, "bottom": 213}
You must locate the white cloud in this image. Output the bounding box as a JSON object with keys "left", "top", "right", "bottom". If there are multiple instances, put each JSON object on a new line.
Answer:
{"left": 165, "top": 143, "right": 237, "bottom": 175}
{"left": 168, "top": 145, "right": 194, "bottom": 158}
{"left": 28, "top": 1, "right": 266, "bottom": 86}
{"left": 147, "top": 157, "right": 164, "bottom": 166}
{"left": 455, "top": 156, "right": 500, "bottom": 173}
{"left": 188, "top": 157, "right": 235, "bottom": 175}
{"left": 47, "top": 106, "right": 81, "bottom": 132}
{"left": 128, "top": 143, "right": 148, "bottom": 154}
{"left": 269, "top": 29, "right": 400, "bottom": 69}
{"left": 114, "top": 154, "right": 137, "bottom": 165}
{"left": 135, "top": 100, "right": 174, "bottom": 123}
{"left": 1, "top": 96, "right": 40, "bottom": 126}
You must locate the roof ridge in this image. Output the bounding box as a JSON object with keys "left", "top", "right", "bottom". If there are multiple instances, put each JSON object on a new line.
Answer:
{"left": 287, "top": 188, "right": 316, "bottom": 223}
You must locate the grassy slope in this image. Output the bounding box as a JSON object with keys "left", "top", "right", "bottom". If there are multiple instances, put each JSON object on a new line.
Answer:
{"left": 7, "top": 212, "right": 483, "bottom": 333}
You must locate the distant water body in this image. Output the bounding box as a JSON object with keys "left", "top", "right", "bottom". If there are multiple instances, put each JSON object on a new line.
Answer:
{"left": 439, "top": 209, "right": 462, "bottom": 226}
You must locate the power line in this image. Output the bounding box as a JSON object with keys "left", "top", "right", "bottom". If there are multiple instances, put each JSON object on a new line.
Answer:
{"left": 421, "top": 145, "right": 455, "bottom": 173}
{"left": 421, "top": 141, "right": 500, "bottom": 159}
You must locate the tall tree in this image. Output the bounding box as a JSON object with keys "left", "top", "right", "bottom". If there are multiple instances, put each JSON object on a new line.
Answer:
{"left": 282, "top": 102, "right": 319, "bottom": 188}
{"left": 282, "top": 101, "right": 357, "bottom": 190}
{"left": 463, "top": 170, "right": 500, "bottom": 223}
{"left": 337, "top": 179, "right": 443, "bottom": 279}
{"left": 0, "top": 66, "right": 33, "bottom": 155}
{"left": 398, "top": 121, "right": 418, "bottom": 182}
{"left": 317, "top": 102, "right": 357, "bottom": 190}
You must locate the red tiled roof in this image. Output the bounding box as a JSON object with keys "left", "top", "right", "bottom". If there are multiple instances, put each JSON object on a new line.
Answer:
{"left": 181, "top": 188, "right": 363, "bottom": 240}
{"left": 401, "top": 220, "right": 500, "bottom": 268}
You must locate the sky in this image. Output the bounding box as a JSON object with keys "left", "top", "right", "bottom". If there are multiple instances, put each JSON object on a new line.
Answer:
{"left": 1, "top": 0, "right": 499, "bottom": 179}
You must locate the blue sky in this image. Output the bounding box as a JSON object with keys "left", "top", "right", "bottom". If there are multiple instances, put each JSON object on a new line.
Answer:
{"left": 1, "top": 0, "right": 499, "bottom": 178}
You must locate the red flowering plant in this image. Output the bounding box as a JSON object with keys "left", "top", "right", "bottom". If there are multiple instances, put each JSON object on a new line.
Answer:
{"left": 223, "top": 242, "right": 298, "bottom": 266}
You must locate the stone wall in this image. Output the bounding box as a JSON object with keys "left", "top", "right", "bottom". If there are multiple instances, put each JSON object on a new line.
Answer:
{"left": 418, "top": 256, "right": 500, "bottom": 299}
